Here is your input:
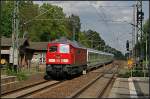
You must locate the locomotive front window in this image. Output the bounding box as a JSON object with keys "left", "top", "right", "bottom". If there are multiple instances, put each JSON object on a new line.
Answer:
{"left": 59, "top": 44, "right": 69, "bottom": 53}
{"left": 49, "top": 46, "right": 57, "bottom": 52}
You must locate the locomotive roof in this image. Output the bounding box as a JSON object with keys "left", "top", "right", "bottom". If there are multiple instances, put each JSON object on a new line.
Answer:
{"left": 87, "top": 48, "right": 114, "bottom": 56}
{"left": 50, "top": 37, "right": 114, "bottom": 56}
{"left": 50, "top": 37, "right": 86, "bottom": 49}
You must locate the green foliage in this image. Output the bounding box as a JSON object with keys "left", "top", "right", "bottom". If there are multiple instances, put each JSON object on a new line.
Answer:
{"left": 133, "top": 18, "right": 149, "bottom": 60}
{"left": 78, "top": 29, "right": 125, "bottom": 59}
{"left": 2, "top": 1, "right": 124, "bottom": 59}
{"left": 81, "top": 29, "right": 106, "bottom": 50}
{"left": 5, "top": 65, "right": 28, "bottom": 81}
{"left": 36, "top": 3, "right": 68, "bottom": 41}
{"left": 142, "top": 19, "right": 149, "bottom": 59}
{"left": 19, "top": 1, "right": 39, "bottom": 38}
{"left": 1, "top": 1, "right": 73, "bottom": 41}
{"left": 16, "top": 71, "right": 28, "bottom": 81}
{"left": 1, "top": 1, "right": 14, "bottom": 37}
{"left": 78, "top": 31, "right": 91, "bottom": 48}
{"left": 120, "top": 71, "right": 130, "bottom": 78}
{"left": 117, "top": 68, "right": 130, "bottom": 78}
{"left": 118, "top": 66, "right": 149, "bottom": 78}
{"left": 67, "top": 14, "right": 81, "bottom": 41}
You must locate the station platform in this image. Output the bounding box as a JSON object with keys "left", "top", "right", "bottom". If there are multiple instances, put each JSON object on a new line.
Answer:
{"left": 108, "top": 77, "right": 149, "bottom": 98}
{"left": 1, "top": 75, "right": 17, "bottom": 85}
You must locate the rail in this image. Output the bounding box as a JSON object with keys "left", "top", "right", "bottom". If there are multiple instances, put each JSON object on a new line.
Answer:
{"left": 66, "top": 65, "right": 118, "bottom": 98}
{"left": 1, "top": 80, "right": 63, "bottom": 98}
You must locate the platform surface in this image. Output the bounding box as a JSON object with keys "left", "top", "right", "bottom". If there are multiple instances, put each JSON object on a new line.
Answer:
{"left": 108, "top": 77, "right": 149, "bottom": 98}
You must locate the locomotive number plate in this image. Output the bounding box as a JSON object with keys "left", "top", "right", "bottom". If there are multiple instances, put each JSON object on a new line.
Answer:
{"left": 56, "top": 59, "right": 60, "bottom": 62}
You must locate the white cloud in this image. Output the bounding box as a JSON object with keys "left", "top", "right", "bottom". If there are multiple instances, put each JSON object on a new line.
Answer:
{"left": 36, "top": 1, "right": 106, "bottom": 16}
{"left": 89, "top": 1, "right": 103, "bottom": 9}
{"left": 34, "top": 1, "right": 133, "bottom": 22}
{"left": 33, "top": 1, "right": 148, "bottom": 54}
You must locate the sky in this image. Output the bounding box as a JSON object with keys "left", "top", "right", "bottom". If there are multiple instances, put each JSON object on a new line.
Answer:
{"left": 34, "top": 1, "right": 149, "bottom": 54}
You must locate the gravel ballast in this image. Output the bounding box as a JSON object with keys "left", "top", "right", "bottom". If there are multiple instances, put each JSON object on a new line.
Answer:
{"left": 29, "top": 64, "right": 113, "bottom": 98}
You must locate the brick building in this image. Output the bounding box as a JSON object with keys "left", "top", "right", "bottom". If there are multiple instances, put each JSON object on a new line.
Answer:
{"left": 1, "top": 37, "right": 48, "bottom": 67}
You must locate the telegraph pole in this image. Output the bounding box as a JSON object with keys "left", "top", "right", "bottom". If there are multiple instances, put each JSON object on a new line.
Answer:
{"left": 12, "top": 1, "right": 19, "bottom": 72}
{"left": 132, "top": 4, "right": 136, "bottom": 61}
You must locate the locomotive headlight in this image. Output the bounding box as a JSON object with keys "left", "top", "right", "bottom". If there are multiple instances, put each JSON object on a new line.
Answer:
{"left": 61, "top": 59, "right": 68, "bottom": 62}
{"left": 49, "top": 59, "right": 55, "bottom": 62}
{"left": 46, "top": 65, "right": 52, "bottom": 71}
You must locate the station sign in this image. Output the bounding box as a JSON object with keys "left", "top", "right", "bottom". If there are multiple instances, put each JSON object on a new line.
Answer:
{"left": 127, "top": 58, "right": 134, "bottom": 69}
{"left": 9, "top": 47, "right": 13, "bottom": 63}
{"left": 9, "top": 47, "right": 18, "bottom": 65}
{"left": 1, "top": 50, "right": 10, "bottom": 54}
{"left": 14, "top": 49, "right": 18, "bottom": 65}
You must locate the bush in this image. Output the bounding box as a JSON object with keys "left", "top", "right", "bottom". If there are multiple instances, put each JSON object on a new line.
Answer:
{"left": 119, "top": 70, "right": 149, "bottom": 77}
{"left": 118, "top": 70, "right": 130, "bottom": 78}
{"left": 16, "top": 72, "right": 28, "bottom": 81}
{"left": 5, "top": 65, "right": 28, "bottom": 81}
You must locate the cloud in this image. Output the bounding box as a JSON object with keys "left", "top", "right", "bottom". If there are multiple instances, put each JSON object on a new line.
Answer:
{"left": 39, "top": 1, "right": 106, "bottom": 16}
{"left": 33, "top": 1, "right": 148, "bottom": 54}
{"left": 34, "top": 1, "right": 133, "bottom": 22}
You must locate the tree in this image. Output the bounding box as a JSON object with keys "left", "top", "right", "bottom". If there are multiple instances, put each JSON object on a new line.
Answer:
{"left": 78, "top": 31, "right": 90, "bottom": 48}
{"left": 1, "top": 1, "right": 71, "bottom": 42}
{"left": 19, "top": 0, "right": 39, "bottom": 38}
{"left": 1, "top": 1, "right": 14, "bottom": 37}
{"left": 78, "top": 29, "right": 125, "bottom": 59}
{"left": 85, "top": 30, "right": 105, "bottom": 50}
{"left": 34, "top": 3, "right": 68, "bottom": 41}
{"left": 142, "top": 19, "right": 149, "bottom": 60}
{"left": 66, "top": 14, "right": 81, "bottom": 41}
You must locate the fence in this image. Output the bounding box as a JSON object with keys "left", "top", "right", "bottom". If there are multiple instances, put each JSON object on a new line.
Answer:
{"left": 129, "top": 63, "right": 149, "bottom": 77}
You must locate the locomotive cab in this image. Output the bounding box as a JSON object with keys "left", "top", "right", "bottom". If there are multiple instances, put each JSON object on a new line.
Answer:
{"left": 46, "top": 43, "right": 71, "bottom": 64}
{"left": 45, "top": 38, "right": 87, "bottom": 79}
{"left": 46, "top": 43, "right": 72, "bottom": 77}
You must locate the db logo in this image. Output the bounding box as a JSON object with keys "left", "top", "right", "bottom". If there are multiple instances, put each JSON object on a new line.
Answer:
{"left": 56, "top": 59, "right": 60, "bottom": 62}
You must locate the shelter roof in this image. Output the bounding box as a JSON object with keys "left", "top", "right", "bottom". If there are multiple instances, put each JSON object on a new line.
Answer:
{"left": 1, "top": 37, "right": 29, "bottom": 47}
{"left": 29, "top": 42, "right": 49, "bottom": 50}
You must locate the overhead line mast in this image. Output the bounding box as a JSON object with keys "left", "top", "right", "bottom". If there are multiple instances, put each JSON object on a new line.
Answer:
{"left": 136, "top": 0, "right": 144, "bottom": 59}
{"left": 12, "top": 1, "right": 19, "bottom": 72}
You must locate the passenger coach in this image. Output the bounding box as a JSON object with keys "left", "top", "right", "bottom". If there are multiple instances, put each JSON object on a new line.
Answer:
{"left": 87, "top": 48, "right": 114, "bottom": 69}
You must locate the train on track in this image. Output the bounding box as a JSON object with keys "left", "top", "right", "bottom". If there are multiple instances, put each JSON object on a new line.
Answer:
{"left": 45, "top": 37, "right": 114, "bottom": 79}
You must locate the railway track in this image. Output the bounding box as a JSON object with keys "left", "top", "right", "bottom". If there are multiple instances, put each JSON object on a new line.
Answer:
{"left": 1, "top": 62, "right": 118, "bottom": 98}
{"left": 66, "top": 65, "right": 118, "bottom": 98}
{"left": 1, "top": 80, "right": 63, "bottom": 98}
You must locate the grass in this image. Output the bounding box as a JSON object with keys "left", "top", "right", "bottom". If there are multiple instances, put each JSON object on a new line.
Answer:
{"left": 5, "top": 66, "right": 28, "bottom": 81}
{"left": 118, "top": 66, "right": 149, "bottom": 78}
{"left": 118, "top": 67, "right": 130, "bottom": 78}
{"left": 1, "top": 64, "right": 45, "bottom": 81}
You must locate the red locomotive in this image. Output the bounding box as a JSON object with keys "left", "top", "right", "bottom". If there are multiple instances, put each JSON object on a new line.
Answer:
{"left": 46, "top": 38, "right": 87, "bottom": 78}
{"left": 45, "top": 37, "right": 114, "bottom": 79}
